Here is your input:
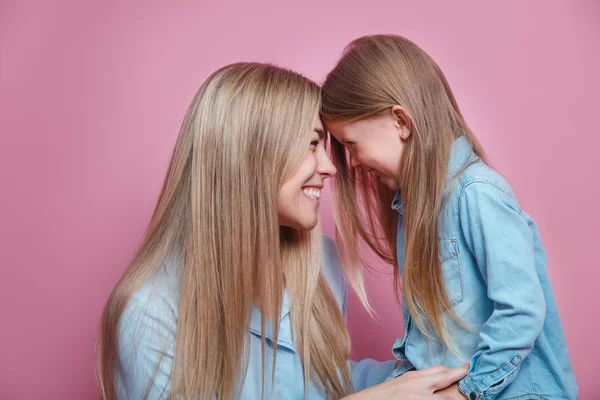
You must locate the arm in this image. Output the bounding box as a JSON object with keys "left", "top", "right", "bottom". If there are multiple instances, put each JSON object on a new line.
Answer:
{"left": 321, "top": 235, "right": 396, "bottom": 391}
{"left": 349, "top": 359, "right": 397, "bottom": 392}
{"left": 345, "top": 365, "right": 469, "bottom": 400}
{"left": 457, "top": 182, "right": 546, "bottom": 399}
{"left": 322, "top": 236, "right": 465, "bottom": 397}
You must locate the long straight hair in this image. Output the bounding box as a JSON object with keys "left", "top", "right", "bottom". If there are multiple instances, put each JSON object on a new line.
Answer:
{"left": 322, "top": 35, "right": 487, "bottom": 351}
{"left": 96, "top": 62, "right": 353, "bottom": 399}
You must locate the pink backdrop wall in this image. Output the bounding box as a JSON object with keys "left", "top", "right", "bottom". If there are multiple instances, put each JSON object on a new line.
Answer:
{"left": 1, "top": 1, "right": 598, "bottom": 398}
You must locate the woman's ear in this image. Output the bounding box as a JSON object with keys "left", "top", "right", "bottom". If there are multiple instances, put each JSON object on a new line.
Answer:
{"left": 391, "top": 105, "right": 412, "bottom": 141}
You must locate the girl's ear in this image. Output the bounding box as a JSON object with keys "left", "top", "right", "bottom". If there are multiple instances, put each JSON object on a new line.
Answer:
{"left": 391, "top": 105, "right": 412, "bottom": 141}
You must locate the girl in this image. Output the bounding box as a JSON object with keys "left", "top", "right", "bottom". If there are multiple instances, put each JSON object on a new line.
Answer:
{"left": 96, "top": 62, "right": 466, "bottom": 399}
{"left": 322, "top": 35, "right": 577, "bottom": 400}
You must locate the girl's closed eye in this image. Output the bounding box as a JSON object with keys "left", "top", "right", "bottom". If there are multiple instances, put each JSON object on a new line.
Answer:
{"left": 310, "top": 139, "right": 320, "bottom": 151}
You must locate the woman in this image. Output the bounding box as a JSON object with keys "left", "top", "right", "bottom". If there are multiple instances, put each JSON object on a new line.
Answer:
{"left": 96, "top": 62, "right": 466, "bottom": 399}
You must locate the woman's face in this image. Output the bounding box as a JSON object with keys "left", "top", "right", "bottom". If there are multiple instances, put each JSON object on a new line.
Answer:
{"left": 278, "top": 113, "right": 337, "bottom": 230}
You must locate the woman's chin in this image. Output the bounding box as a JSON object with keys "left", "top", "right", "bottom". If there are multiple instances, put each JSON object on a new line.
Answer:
{"left": 299, "top": 217, "right": 318, "bottom": 231}
{"left": 296, "top": 214, "right": 319, "bottom": 231}
{"left": 280, "top": 214, "right": 318, "bottom": 231}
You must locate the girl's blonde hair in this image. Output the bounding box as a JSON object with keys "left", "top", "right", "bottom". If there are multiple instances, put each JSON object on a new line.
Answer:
{"left": 96, "top": 62, "right": 353, "bottom": 399}
{"left": 322, "top": 34, "right": 487, "bottom": 352}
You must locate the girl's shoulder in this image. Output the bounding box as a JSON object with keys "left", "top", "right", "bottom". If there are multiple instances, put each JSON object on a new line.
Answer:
{"left": 454, "top": 159, "right": 518, "bottom": 205}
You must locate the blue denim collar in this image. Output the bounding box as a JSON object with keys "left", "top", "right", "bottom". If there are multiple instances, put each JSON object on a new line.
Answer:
{"left": 446, "top": 136, "right": 476, "bottom": 182}
{"left": 391, "top": 191, "right": 404, "bottom": 214}
{"left": 391, "top": 137, "right": 475, "bottom": 214}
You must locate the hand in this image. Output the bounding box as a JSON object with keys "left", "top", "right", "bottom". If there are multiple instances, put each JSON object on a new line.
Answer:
{"left": 343, "top": 364, "right": 469, "bottom": 400}
{"left": 434, "top": 383, "right": 468, "bottom": 400}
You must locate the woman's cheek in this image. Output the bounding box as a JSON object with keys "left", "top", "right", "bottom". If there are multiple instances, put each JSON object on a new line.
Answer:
{"left": 306, "top": 154, "right": 317, "bottom": 175}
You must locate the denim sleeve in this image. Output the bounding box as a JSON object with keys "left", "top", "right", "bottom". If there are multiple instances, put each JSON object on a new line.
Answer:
{"left": 457, "top": 181, "right": 546, "bottom": 400}
{"left": 331, "top": 238, "right": 397, "bottom": 392}
{"left": 349, "top": 359, "right": 397, "bottom": 392}
{"left": 116, "top": 292, "right": 177, "bottom": 400}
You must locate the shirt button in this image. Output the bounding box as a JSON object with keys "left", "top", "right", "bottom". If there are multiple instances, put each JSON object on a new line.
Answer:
{"left": 469, "top": 393, "right": 477, "bottom": 400}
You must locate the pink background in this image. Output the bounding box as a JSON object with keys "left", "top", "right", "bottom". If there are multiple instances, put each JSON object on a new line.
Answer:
{"left": 1, "top": 1, "right": 598, "bottom": 398}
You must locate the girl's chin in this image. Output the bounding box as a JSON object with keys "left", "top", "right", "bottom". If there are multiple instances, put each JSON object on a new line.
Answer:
{"left": 386, "top": 182, "right": 400, "bottom": 191}
{"left": 379, "top": 176, "right": 399, "bottom": 190}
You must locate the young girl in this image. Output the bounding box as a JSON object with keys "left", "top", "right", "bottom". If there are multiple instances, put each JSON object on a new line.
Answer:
{"left": 322, "top": 35, "right": 577, "bottom": 400}
{"left": 96, "top": 62, "right": 466, "bottom": 399}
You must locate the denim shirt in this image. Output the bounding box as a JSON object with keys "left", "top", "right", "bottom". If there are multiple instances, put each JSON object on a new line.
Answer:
{"left": 388, "top": 137, "right": 577, "bottom": 400}
{"left": 116, "top": 236, "right": 394, "bottom": 399}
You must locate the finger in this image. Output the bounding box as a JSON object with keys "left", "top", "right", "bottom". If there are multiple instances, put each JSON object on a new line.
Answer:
{"left": 431, "top": 395, "right": 454, "bottom": 400}
{"left": 417, "top": 365, "right": 449, "bottom": 376}
{"left": 450, "top": 364, "right": 470, "bottom": 378}
{"left": 425, "top": 365, "right": 469, "bottom": 392}
{"left": 411, "top": 394, "right": 453, "bottom": 400}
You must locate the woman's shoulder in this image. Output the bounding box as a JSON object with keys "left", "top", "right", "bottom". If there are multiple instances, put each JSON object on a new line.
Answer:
{"left": 116, "top": 257, "right": 182, "bottom": 398}
{"left": 123, "top": 257, "right": 182, "bottom": 326}
{"left": 118, "top": 256, "right": 182, "bottom": 348}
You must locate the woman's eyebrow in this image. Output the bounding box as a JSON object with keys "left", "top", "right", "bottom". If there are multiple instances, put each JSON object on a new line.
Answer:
{"left": 314, "top": 128, "right": 325, "bottom": 140}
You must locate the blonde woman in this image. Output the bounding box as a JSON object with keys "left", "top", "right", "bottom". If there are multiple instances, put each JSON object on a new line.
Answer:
{"left": 96, "top": 62, "right": 467, "bottom": 399}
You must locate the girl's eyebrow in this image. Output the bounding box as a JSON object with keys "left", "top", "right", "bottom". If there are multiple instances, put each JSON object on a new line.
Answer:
{"left": 314, "top": 128, "right": 325, "bottom": 140}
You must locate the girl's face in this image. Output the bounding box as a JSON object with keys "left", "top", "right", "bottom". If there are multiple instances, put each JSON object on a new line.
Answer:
{"left": 278, "top": 113, "right": 337, "bottom": 230}
{"left": 327, "top": 109, "right": 409, "bottom": 191}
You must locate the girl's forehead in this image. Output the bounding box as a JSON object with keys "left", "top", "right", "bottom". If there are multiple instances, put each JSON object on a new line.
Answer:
{"left": 325, "top": 123, "right": 347, "bottom": 140}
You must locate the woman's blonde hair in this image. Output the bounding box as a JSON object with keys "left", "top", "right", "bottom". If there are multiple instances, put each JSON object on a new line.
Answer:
{"left": 322, "top": 34, "right": 487, "bottom": 352}
{"left": 97, "top": 62, "right": 353, "bottom": 399}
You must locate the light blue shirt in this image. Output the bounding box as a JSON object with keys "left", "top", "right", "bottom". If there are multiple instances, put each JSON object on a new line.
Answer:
{"left": 388, "top": 137, "right": 578, "bottom": 400}
{"left": 116, "top": 236, "right": 394, "bottom": 399}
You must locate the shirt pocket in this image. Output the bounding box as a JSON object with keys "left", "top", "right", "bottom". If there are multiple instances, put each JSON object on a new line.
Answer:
{"left": 439, "top": 239, "right": 464, "bottom": 306}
